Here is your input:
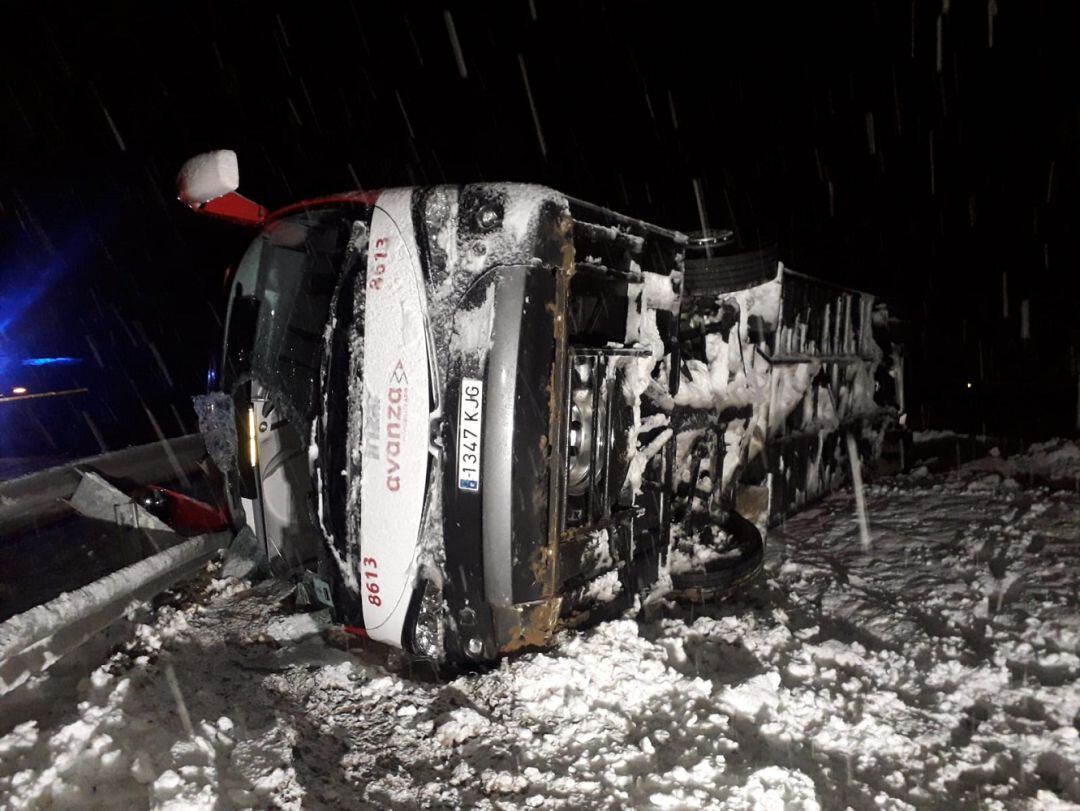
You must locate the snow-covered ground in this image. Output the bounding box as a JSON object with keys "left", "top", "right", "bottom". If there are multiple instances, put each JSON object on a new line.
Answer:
{"left": 2, "top": 455, "right": 1079, "bottom": 810}
{"left": 964, "top": 438, "right": 1080, "bottom": 488}
{"left": 913, "top": 433, "right": 1080, "bottom": 487}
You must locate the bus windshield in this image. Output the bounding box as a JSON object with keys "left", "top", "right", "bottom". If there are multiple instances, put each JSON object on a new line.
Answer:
{"left": 221, "top": 207, "right": 369, "bottom": 426}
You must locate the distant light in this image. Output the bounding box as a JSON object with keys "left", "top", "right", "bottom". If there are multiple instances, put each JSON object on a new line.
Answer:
{"left": 966, "top": 382, "right": 973, "bottom": 389}
{"left": 11, "top": 386, "right": 27, "bottom": 395}
{"left": 20, "top": 357, "right": 82, "bottom": 367}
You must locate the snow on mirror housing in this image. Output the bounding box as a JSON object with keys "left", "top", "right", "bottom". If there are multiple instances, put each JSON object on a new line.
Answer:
{"left": 177, "top": 149, "right": 267, "bottom": 227}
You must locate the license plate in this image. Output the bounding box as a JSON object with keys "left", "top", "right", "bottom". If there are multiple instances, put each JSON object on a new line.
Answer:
{"left": 457, "top": 378, "right": 483, "bottom": 491}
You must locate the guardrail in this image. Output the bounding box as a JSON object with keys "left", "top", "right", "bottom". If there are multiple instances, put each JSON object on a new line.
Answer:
{"left": 0, "top": 434, "right": 208, "bottom": 537}
{"left": 0, "top": 435, "right": 235, "bottom": 729}
{"left": 0, "top": 530, "right": 231, "bottom": 697}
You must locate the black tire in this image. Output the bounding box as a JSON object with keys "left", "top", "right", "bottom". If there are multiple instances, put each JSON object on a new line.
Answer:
{"left": 682, "top": 245, "right": 780, "bottom": 298}
{"left": 669, "top": 511, "right": 765, "bottom": 602}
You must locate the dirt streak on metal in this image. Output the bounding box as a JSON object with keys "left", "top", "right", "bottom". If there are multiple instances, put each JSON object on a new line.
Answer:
{"left": 513, "top": 211, "right": 575, "bottom": 654}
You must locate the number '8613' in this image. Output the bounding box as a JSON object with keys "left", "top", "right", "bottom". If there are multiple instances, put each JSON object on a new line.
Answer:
{"left": 362, "top": 557, "right": 382, "bottom": 607}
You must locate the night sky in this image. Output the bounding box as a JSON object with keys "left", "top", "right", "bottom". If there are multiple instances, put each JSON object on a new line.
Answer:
{"left": 2, "top": 1, "right": 1079, "bottom": 456}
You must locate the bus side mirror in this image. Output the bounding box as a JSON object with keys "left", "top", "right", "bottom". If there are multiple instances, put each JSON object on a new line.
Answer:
{"left": 177, "top": 150, "right": 267, "bottom": 227}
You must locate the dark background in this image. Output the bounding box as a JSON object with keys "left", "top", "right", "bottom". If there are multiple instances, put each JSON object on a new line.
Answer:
{"left": 2, "top": 0, "right": 1079, "bottom": 459}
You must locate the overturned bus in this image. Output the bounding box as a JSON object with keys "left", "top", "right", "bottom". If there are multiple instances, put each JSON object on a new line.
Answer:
{"left": 181, "top": 150, "right": 904, "bottom": 664}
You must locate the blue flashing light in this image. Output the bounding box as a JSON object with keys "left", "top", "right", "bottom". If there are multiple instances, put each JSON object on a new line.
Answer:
{"left": 20, "top": 357, "right": 82, "bottom": 367}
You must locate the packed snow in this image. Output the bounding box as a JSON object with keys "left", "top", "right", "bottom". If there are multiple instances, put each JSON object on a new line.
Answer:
{"left": 2, "top": 453, "right": 1079, "bottom": 809}
{"left": 966, "top": 438, "right": 1080, "bottom": 488}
